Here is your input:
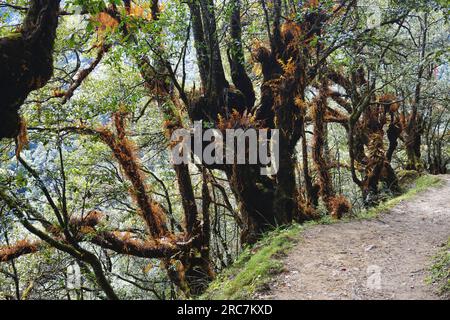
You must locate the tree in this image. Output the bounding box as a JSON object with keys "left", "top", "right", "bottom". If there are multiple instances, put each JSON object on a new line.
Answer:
{"left": 0, "top": 0, "right": 61, "bottom": 138}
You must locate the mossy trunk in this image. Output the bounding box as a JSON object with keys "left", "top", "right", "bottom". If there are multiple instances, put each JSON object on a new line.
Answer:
{"left": 405, "top": 130, "right": 423, "bottom": 171}
{"left": 312, "top": 82, "right": 335, "bottom": 210}
{"left": 0, "top": 0, "right": 61, "bottom": 138}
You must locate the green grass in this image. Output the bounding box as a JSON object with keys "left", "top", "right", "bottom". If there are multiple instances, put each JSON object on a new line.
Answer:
{"left": 201, "top": 174, "right": 444, "bottom": 300}
{"left": 200, "top": 224, "right": 303, "bottom": 300}
{"left": 427, "top": 238, "right": 450, "bottom": 297}
{"left": 397, "top": 169, "right": 422, "bottom": 185}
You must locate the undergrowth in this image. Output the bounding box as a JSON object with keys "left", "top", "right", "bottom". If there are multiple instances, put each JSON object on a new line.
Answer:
{"left": 200, "top": 225, "right": 302, "bottom": 299}
{"left": 427, "top": 237, "right": 450, "bottom": 297}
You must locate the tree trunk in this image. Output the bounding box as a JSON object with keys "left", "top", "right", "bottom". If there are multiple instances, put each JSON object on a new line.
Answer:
{"left": 227, "top": 0, "right": 256, "bottom": 108}
{"left": 404, "top": 12, "right": 428, "bottom": 171}
{"left": 0, "top": 0, "right": 61, "bottom": 138}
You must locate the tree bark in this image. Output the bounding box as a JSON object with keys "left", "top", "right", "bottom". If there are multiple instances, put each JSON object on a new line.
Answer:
{"left": 227, "top": 0, "right": 256, "bottom": 108}
{"left": 0, "top": 0, "right": 61, "bottom": 138}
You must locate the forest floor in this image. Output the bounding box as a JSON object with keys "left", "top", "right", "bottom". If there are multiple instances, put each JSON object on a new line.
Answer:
{"left": 258, "top": 175, "right": 450, "bottom": 300}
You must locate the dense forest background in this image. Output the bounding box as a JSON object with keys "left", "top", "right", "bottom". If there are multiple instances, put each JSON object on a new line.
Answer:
{"left": 0, "top": 0, "right": 449, "bottom": 300}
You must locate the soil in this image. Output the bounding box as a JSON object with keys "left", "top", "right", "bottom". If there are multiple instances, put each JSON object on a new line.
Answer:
{"left": 259, "top": 175, "right": 450, "bottom": 300}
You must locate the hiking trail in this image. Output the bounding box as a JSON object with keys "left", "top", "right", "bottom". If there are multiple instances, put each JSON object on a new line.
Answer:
{"left": 259, "top": 175, "right": 450, "bottom": 300}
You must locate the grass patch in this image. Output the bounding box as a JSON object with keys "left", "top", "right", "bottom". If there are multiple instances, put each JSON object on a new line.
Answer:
{"left": 397, "top": 169, "right": 422, "bottom": 185}
{"left": 200, "top": 224, "right": 303, "bottom": 300}
{"left": 356, "top": 175, "right": 443, "bottom": 220}
{"left": 427, "top": 238, "right": 450, "bottom": 297}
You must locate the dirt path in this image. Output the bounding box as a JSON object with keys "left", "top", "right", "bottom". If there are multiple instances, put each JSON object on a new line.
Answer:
{"left": 260, "top": 175, "right": 450, "bottom": 300}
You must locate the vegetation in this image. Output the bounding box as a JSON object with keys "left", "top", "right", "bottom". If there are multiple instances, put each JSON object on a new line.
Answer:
{"left": 0, "top": 0, "right": 448, "bottom": 299}
{"left": 428, "top": 237, "right": 450, "bottom": 297}
{"left": 202, "top": 225, "right": 302, "bottom": 300}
